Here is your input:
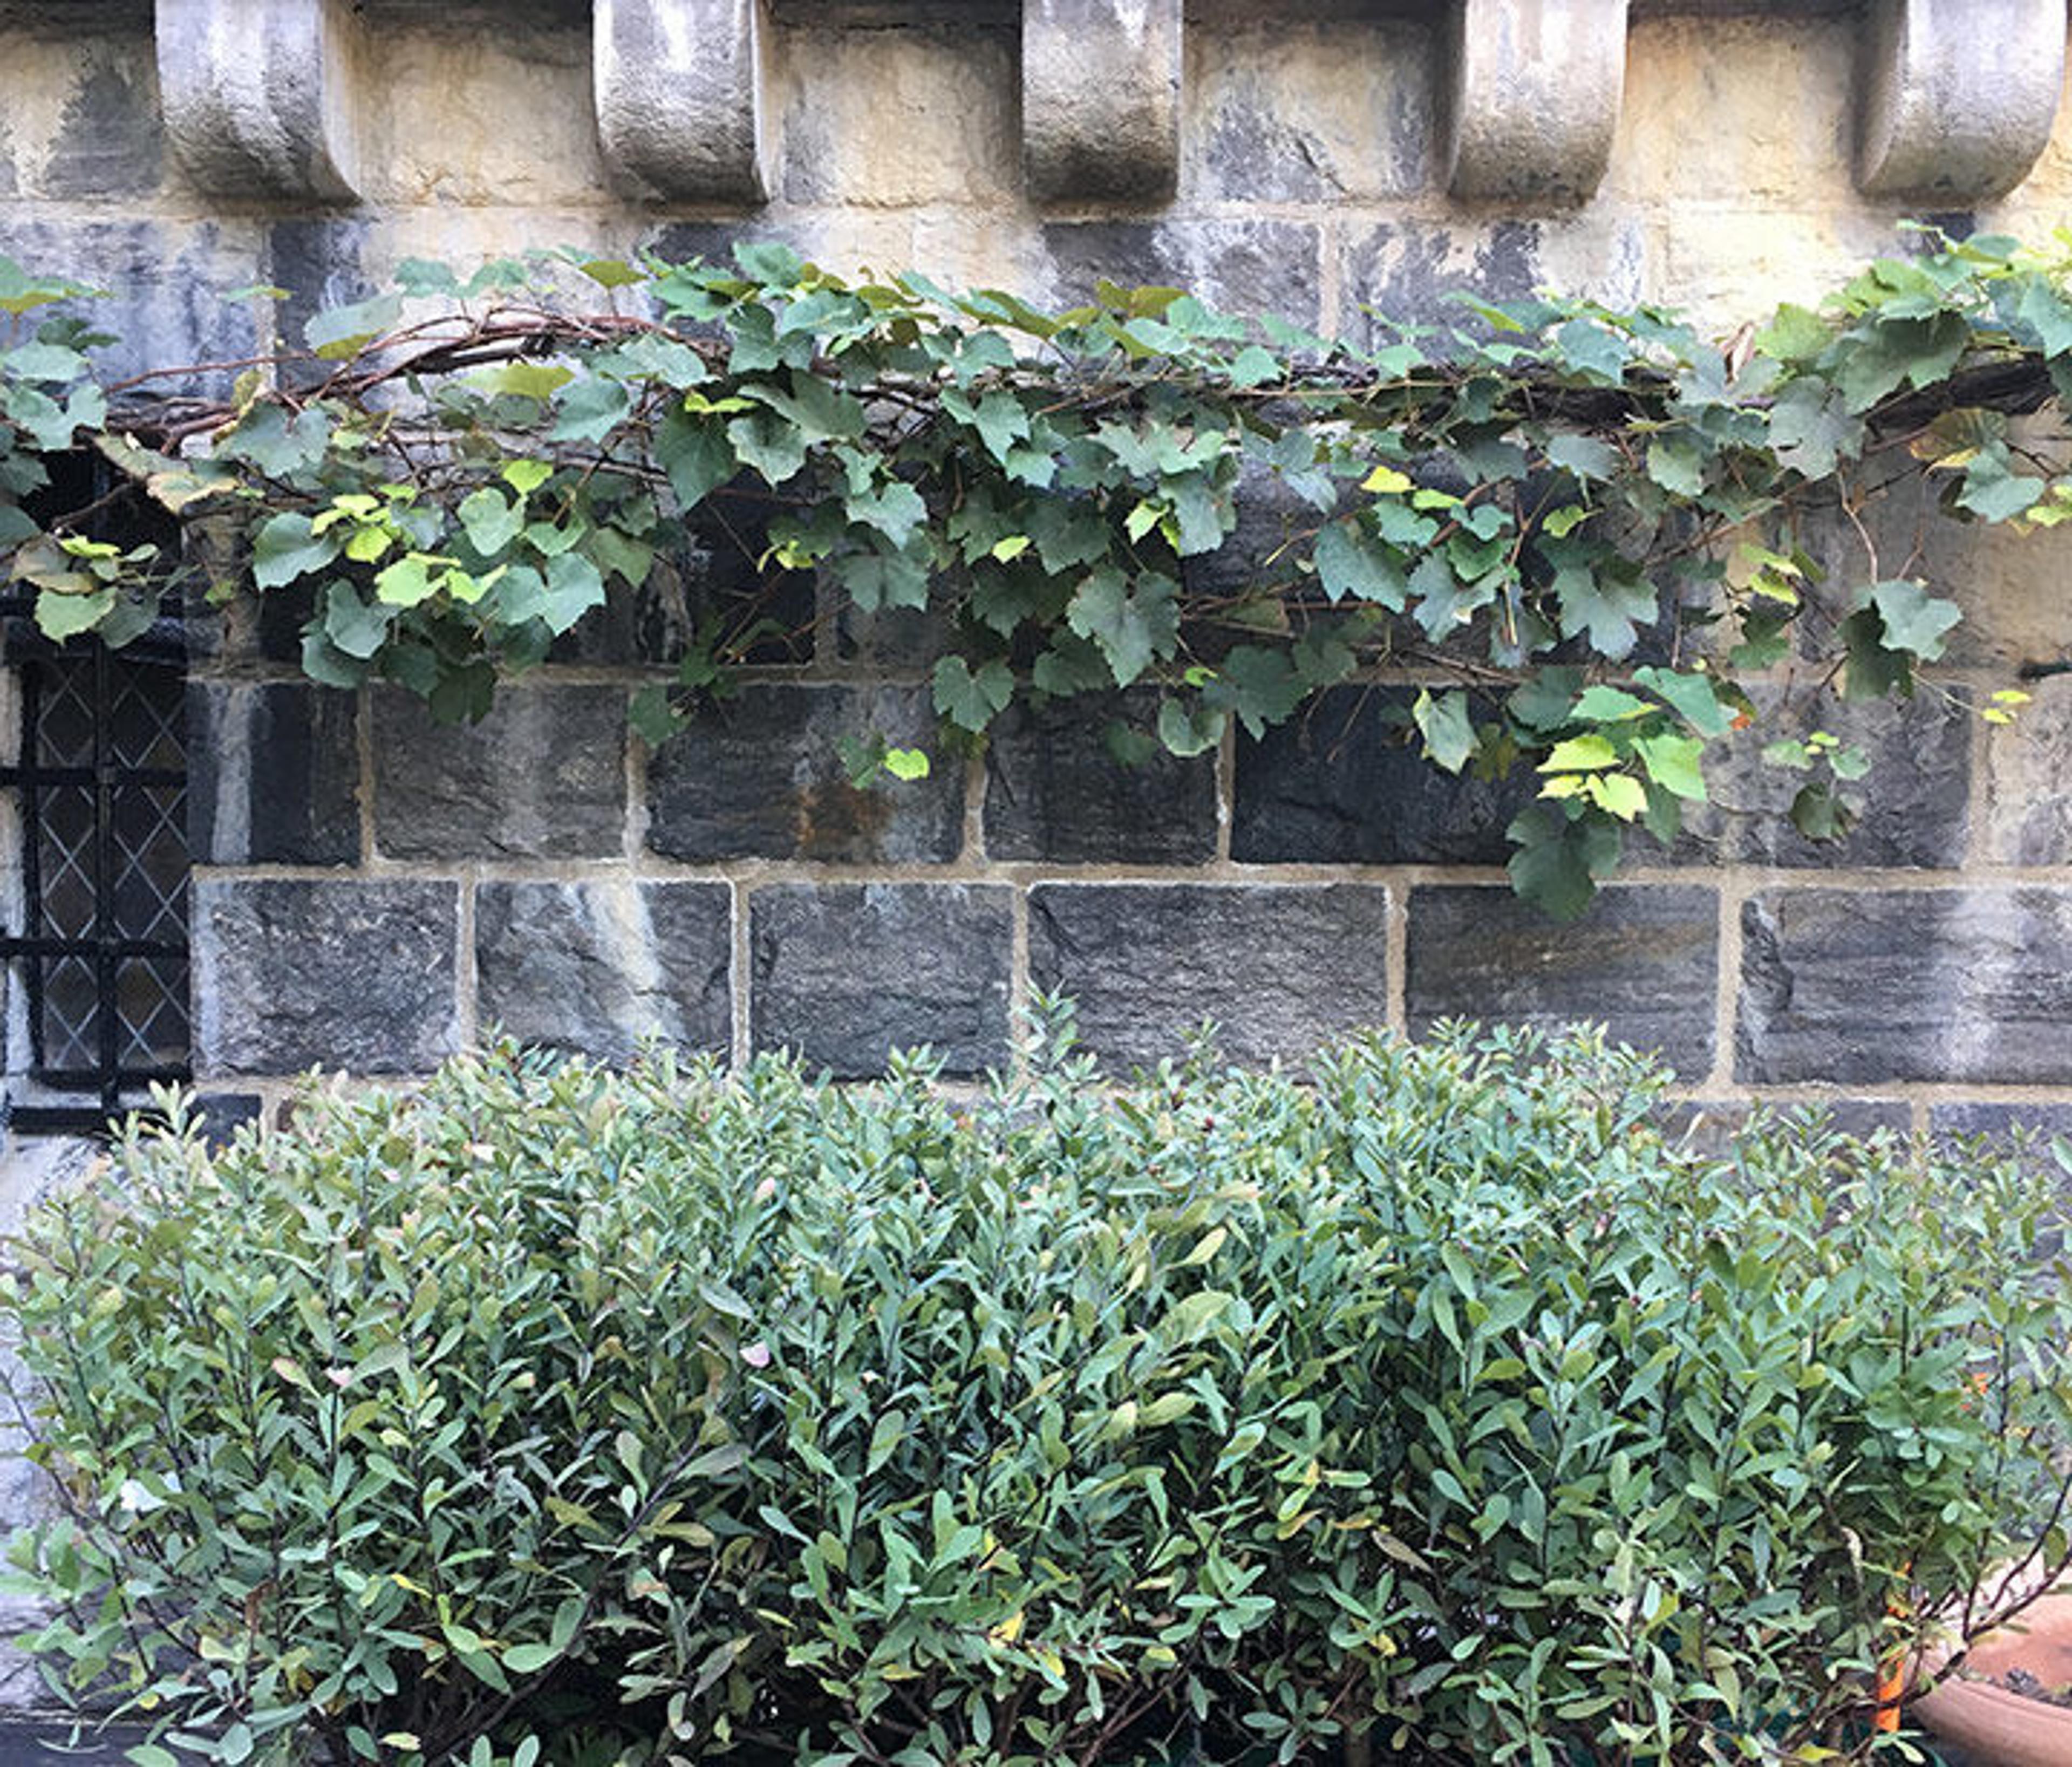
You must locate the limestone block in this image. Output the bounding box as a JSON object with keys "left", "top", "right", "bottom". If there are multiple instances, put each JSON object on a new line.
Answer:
{"left": 1407, "top": 885, "right": 1719, "bottom": 1078}
{"left": 1856, "top": 0, "right": 2064, "bottom": 203}
{"left": 1444, "top": 0, "right": 1628, "bottom": 204}
{"left": 1738, "top": 888, "right": 2072, "bottom": 1085}
{"left": 192, "top": 878, "right": 459, "bottom": 1075}
{"left": 1028, "top": 884, "right": 1393, "bottom": 1073}
{"left": 155, "top": 0, "right": 362, "bottom": 202}
{"left": 594, "top": 0, "right": 774, "bottom": 204}
{"left": 750, "top": 884, "right": 1013, "bottom": 1079}
{"left": 1023, "top": 0, "right": 1183, "bottom": 206}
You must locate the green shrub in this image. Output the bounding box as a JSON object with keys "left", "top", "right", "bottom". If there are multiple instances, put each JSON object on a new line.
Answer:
{"left": 6, "top": 1010, "right": 2071, "bottom": 1767}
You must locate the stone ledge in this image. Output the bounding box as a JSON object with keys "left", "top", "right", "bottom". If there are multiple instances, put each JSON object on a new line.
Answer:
{"left": 1444, "top": 0, "right": 1628, "bottom": 205}
{"left": 156, "top": 0, "right": 363, "bottom": 201}
{"left": 1022, "top": 0, "right": 1183, "bottom": 206}
{"left": 594, "top": 0, "right": 775, "bottom": 203}
{"left": 1856, "top": 0, "right": 2064, "bottom": 202}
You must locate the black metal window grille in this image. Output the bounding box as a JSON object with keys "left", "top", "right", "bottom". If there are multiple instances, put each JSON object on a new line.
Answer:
{"left": 0, "top": 461, "right": 190, "bottom": 1134}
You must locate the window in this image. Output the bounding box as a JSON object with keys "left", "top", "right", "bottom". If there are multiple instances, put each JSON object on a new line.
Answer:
{"left": 0, "top": 455, "right": 190, "bottom": 1134}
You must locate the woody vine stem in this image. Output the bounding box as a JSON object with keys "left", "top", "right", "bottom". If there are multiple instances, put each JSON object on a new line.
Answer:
{"left": 4, "top": 226, "right": 2071, "bottom": 915}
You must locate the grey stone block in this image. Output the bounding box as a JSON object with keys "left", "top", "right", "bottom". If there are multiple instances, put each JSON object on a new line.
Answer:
{"left": 1985, "top": 676, "right": 2072, "bottom": 865}
{"left": 1042, "top": 220, "right": 1324, "bottom": 333}
{"left": 1929, "top": 1101, "right": 2072, "bottom": 1147}
{"left": 1657, "top": 1095, "right": 1912, "bottom": 1154}
{"left": 751, "top": 883, "right": 1013, "bottom": 1077}
{"left": 44, "top": 50, "right": 164, "bottom": 199}
{"left": 156, "top": 0, "right": 362, "bottom": 200}
{"left": 193, "top": 878, "right": 458, "bottom": 1074}
{"left": 1705, "top": 688, "right": 1971, "bottom": 869}
{"left": 476, "top": 881, "right": 731, "bottom": 1062}
{"left": 1444, "top": 0, "right": 1627, "bottom": 204}
{"left": 1407, "top": 885, "right": 1719, "bottom": 1077}
{"left": 1343, "top": 217, "right": 1646, "bottom": 343}
{"left": 646, "top": 684, "right": 963, "bottom": 865}
{"left": 1738, "top": 888, "right": 2072, "bottom": 1086}
{"left": 1857, "top": 0, "right": 2063, "bottom": 202}
{"left": 1232, "top": 687, "right": 1530, "bottom": 867}
{"left": 1023, "top": 0, "right": 1182, "bottom": 204}
{"left": 595, "top": 0, "right": 773, "bottom": 203}
{"left": 1028, "top": 883, "right": 1393, "bottom": 1071}
{"left": 984, "top": 693, "right": 1216, "bottom": 865}
{"left": 0, "top": 218, "right": 260, "bottom": 391}
{"left": 372, "top": 685, "right": 626, "bottom": 861}
{"left": 187, "top": 680, "right": 359, "bottom": 867}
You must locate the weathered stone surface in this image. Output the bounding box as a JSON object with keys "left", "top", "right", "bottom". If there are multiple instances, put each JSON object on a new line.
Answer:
{"left": 1984, "top": 676, "right": 2072, "bottom": 865}
{"left": 45, "top": 50, "right": 163, "bottom": 198}
{"left": 1028, "top": 884, "right": 1392, "bottom": 1070}
{"left": 1702, "top": 687, "right": 1971, "bottom": 869}
{"left": 1342, "top": 216, "right": 1647, "bottom": 340}
{"left": 156, "top": 0, "right": 362, "bottom": 200}
{"left": 751, "top": 884, "right": 1012, "bottom": 1077}
{"left": 1407, "top": 885, "right": 1719, "bottom": 1076}
{"left": 372, "top": 685, "right": 626, "bottom": 861}
{"left": 1856, "top": 0, "right": 2063, "bottom": 202}
{"left": 1023, "top": 0, "right": 1182, "bottom": 205}
{"left": 186, "top": 681, "right": 359, "bottom": 867}
{"left": 1188, "top": 14, "right": 1433, "bottom": 202}
{"left": 190, "top": 1091, "right": 266, "bottom": 1149}
{"left": 985, "top": 693, "right": 1216, "bottom": 865}
{"left": 646, "top": 685, "right": 962, "bottom": 865}
{"left": 1738, "top": 888, "right": 2072, "bottom": 1085}
{"left": 1043, "top": 220, "right": 1324, "bottom": 332}
{"left": 192, "top": 878, "right": 458, "bottom": 1074}
{"left": 1232, "top": 687, "right": 1530, "bottom": 867}
{"left": 1657, "top": 1095, "right": 1912, "bottom": 1152}
{"left": 0, "top": 219, "right": 259, "bottom": 389}
{"left": 476, "top": 881, "right": 731, "bottom": 1062}
{"left": 595, "top": 0, "right": 773, "bottom": 203}
{"left": 1930, "top": 1100, "right": 2072, "bottom": 1145}
{"left": 1444, "top": 0, "right": 1627, "bottom": 203}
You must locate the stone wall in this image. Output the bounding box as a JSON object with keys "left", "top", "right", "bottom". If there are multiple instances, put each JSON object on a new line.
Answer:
{"left": 4, "top": 0, "right": 2072, "bottom": 1146}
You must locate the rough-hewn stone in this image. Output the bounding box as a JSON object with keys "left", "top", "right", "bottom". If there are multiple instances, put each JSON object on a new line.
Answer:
{"left": 1407, "top": 885, "right": 1719, "bottom": 1076}
{"left": 1340, "top": 215, "right": 1649, "bottom": 339}
{"left": 156, "top": 0, "right": 362, "bottom": 201}
{"left": 1984, "top": 675, "right": 2072, "bottom": 865}
{"left": 1929, "top": 1101, "right": 2072, "bottom": 1145}
{"left": 372, "top": 685, "right": 626, "bottom": 861}
{"left": 192, "top": 878, "right": 458, "bottom": 1074}
{"left": 646, "top": 684, "right": 962, "bottom": 865}
{"left": 46, "top": 51, "right": 164, "bottom": 199}
{"left": 1232, "top": 687, "right": 1530, "bottom": 867}
{"left": 1701, "top": 688, "right": 1971, "bottom": 869}
{"left": 1022, "top": 0, "right": 1182, "bottom": 205}
{"left": 1043, "top": 220, "right": 1324, "bottom": 331}
{"left": 186, "top": 681, "right": 359, "bottom": 867}
{"left": 751, "top": 883, "right": 1012, "bottom": 1077}
{"left": 1444, "top": 0, "right": 1627, "bottom": 203}
{"left": 985, "top": 693, "right": 1216, "bottom": 865}
{"left": 1856, "top": 0, "right": 2063, "bottom": 202}
{"left": 476, "top": 882, "right": 731, "bottom": 1062}
{"left": 1738, "top": 888, "right": 2072, "bottom": 1085}
{"left": 595, "top": 0, "right": 773, "bottom": 204}
{"left": 1027, "top": 883, "right": 1392, "bottom": 1070}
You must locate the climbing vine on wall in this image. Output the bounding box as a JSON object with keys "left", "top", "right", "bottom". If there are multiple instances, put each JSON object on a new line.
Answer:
{"left": 1, "top": 230, "right": 2069, "bottom": 914}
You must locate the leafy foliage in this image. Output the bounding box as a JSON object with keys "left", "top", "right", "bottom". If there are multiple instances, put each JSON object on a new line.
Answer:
{"left": 8, "top": 1019, "right": 2072, "bottom": 1766}
{"left": 4, "top": 233, "right": 2072, "bottom": 908}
